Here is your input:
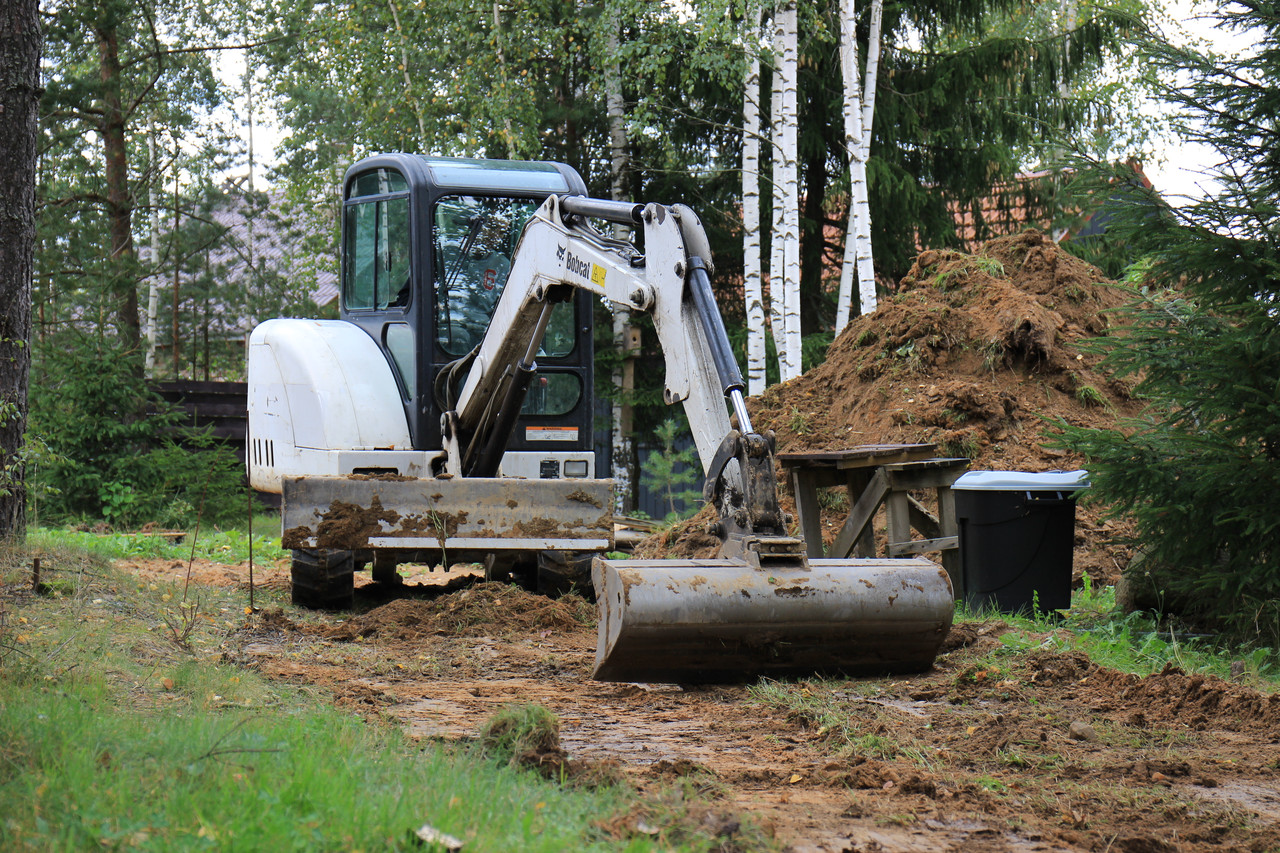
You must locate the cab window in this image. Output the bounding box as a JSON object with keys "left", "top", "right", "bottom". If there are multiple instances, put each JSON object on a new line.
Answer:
{"left": 434, "top": 195, "right": 574, "bottom": 357}
{"left": 343, "top": 170, "right": 410, "bottom": 311}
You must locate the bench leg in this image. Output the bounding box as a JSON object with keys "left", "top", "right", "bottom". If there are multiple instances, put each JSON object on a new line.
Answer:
{"left": 790, "top": 468, "right": 826, "bottom": 559}
{"left": 885, "top": 489, "right": 911, "bottom": 558}
{"left": 937, "top": 485, "right": 962, "bottom": 600}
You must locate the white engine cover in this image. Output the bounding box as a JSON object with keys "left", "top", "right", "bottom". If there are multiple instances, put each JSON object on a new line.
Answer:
{"left": 247, "top": 319, "right": 430, "bottom": 493}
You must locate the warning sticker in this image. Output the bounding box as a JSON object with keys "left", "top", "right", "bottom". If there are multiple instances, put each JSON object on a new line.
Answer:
{"left": 590, "top": 263, "right": 607, "bottom": 288}
{"left": 525, "top": 426, "right": 579, "bottom": 442}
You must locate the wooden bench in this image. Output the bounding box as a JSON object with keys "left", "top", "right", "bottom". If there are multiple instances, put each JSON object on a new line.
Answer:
{"left": 778, "top": 446, "right": 969, "bottom": 597}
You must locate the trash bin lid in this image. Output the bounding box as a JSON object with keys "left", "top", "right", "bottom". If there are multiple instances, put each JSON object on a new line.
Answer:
{"left": 952, "top": 469, "right": 1090, "bottom": 491}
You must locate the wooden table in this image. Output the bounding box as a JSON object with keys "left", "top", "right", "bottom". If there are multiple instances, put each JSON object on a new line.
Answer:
{"left": 777, "top": 445, "right": 969, "bottom": 596}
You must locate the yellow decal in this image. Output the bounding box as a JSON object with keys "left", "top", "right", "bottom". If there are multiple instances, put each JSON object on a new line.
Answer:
{"left": 591, "top": 263, "right": 607, "bottom": 288}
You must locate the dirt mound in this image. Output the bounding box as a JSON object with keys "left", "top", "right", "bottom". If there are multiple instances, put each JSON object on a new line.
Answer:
{"left": 645, "top": 231, "right": 1139, "bottom": 582}
{"left": 632, "top": 504, "right": 722, "bottom": 560}
{"left": 752, "top": 230, "right": 1134, "bottom": 465}
{"left": 324, "top": 582, "right": 594, "bottom": 641}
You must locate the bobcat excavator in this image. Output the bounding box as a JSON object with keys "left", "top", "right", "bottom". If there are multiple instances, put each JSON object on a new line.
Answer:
{"left": 247, "top": 153, "right": 954, "bottom": 682}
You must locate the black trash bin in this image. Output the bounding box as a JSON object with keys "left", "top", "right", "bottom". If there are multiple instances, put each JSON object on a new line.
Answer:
{"left": 952, "top": 470, "right": 1089, "bottom": 615}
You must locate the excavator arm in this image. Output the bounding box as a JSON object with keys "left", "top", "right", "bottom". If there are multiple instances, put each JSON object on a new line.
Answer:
{"left": 443, "top": 195, "right": 794, "bottom": 564}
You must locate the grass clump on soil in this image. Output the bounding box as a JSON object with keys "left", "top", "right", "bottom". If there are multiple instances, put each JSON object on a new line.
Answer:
{"left": 0, "top": 541, "right": 765, "bottom": 852}
{"left": 480, "top": 703, "right": 563, "bottom": 765}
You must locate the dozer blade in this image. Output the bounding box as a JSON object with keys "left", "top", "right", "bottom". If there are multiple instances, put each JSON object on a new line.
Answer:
{"left": 592, "top": 557, "right": 954, "bottom": 683}
{"left": 281, "top": 475, "right": 613, "bottom": 553}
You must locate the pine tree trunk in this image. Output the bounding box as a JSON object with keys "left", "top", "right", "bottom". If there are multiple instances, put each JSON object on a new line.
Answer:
{"left": 97, "top": 18, "right": 142, "bottom": 354}
{"left": 0, "top": 0, "right": 40, "bottom": 539}
{"left": 742, "top": 12, "right": 766, "bottom": 396}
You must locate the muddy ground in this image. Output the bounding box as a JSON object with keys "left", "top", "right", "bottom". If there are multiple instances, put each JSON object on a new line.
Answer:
{"left": 122, "top": 558, "right": 1280, "bottom": 852}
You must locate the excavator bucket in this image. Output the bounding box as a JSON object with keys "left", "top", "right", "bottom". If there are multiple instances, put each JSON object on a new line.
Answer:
{"left": 592, "top": 556, "right": 954, "bottom": 682}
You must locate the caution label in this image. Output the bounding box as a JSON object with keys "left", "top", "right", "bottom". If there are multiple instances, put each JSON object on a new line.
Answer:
{"left": 525, "top": 426, "right": 579, "bottom": 442}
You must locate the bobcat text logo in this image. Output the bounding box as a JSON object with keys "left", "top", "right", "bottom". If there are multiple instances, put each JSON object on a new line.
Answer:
{"left": 565, "top": 251, "right": 592, "bottom": 280}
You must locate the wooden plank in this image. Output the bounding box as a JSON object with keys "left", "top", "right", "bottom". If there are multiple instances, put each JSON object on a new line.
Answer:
{"left": 888, "top": 536, "right": 958, "bottom": 556}
{"left": 883, "top": 459, "right": 969, "bottom": 491}
{"left": 829, "top": 467, "right": 889, "bottom": 559}
{"left": 777, "top": 443, "right": 936, "bottom": 467}
{"left": 906, "top": 495, "right": 941, "bottom": 539}
{"left": 886, "top": 489, "right": 911, "bottom": 557}
{"left": 845, "top": 468, "right": 877, "bottom": 558}
{"left": 937, "top": 485, "right": 962, "bottom": 599}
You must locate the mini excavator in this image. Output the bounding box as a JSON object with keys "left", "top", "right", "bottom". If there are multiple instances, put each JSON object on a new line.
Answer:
{"left": 247, "top": 153, "right": 954, "bottom": 682}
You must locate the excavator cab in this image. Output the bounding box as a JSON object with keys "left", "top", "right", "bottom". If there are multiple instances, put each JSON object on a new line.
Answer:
{"left": 334, "top": 154, "right": 597, "bottom": 483}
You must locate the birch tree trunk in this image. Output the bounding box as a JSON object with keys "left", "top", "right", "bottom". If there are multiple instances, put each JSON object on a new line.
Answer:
{"left": 605, "top": 20, "right": 635, "bottom": 514}
{"left": 775, "top": 1, "right": 802, "bottom": 381}
{"left": 742, "top": 8, "right": 767, "bottom": 395}
{"left": 145, "top": 130, "right": 161, "bottom": 377}
{"left": 769, "top": 64, "right": 786, "bottom": 377}
{"left": 835, "top": 0, "right": 882, "bottom": 332}
{"left": 387, "top": 0, "right": 428, "bottom": 142}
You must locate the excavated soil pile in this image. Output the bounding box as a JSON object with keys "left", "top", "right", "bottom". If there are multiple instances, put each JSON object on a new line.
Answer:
{"left": 642, "top": 230, "right": 1142, "bottom": 582}
{"left": 322, "top": 582, "right": 595, "bottom": 642}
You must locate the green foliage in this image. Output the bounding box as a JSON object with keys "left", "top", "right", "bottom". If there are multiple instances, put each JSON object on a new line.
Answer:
{"left": 0, "top": 542, "right": 770, "bottom": 853}
{"left": 801, "top": 330, "right": 834, "bottom": 373}
{"left": 639, "top": 419, "right": 702, "bottom": 523}
{"left": 28, "top": 339, "right": 245, "bottom": 529}
{"left": 0, "top": 652, "right": 635, "bottom": 852}
{"left": 1056, "top": 4, "right": 1280, "bottom": 644}
{"left": 1074, "top": 384, "right": 1107, "bottom": 409}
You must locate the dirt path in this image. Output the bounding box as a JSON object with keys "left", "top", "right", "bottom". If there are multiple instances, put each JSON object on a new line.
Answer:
{"left": 120, "top": 559, "right": 1280, "bottom": 853}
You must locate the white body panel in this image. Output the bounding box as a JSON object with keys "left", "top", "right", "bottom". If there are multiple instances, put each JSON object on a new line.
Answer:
{"left": 248, "top": 318, "right": 422, "bottom": 493}
{"left": 247, "top": 318, "right": 594, "bottom": 494}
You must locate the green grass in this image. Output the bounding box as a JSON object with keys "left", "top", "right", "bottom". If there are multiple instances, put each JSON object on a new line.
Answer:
{"left": 956, "top": 576, "right": 1280, "bottom": 686}
{"left": 27, "top": 517, "right": 287, "bottom": 566}
{"left": 0, "top": 673, "right": 640, "bottom": 851}
{"left": 0, "top": 536, "right": 775, "bottom": 852}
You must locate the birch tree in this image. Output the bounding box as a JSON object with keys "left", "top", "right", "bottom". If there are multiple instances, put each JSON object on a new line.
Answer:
{"left": 773, "top": 0, "right": 802, "bottom": 382}
{"left": 769, "top": 67, "right": 786, "bottom": 376}
{"left": 605, "top": 15, "right": 635, "bottom": 514}
{"left": 741, "top": 5, "right": 767, "bottom": 395}
{"left": 834, "top": 0, "right": 882, "bottom": 331}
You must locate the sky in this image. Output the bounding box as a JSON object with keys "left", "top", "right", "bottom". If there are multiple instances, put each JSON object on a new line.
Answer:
{"left": 1140, "top": 0, "right": 1259, "bottom": 204}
